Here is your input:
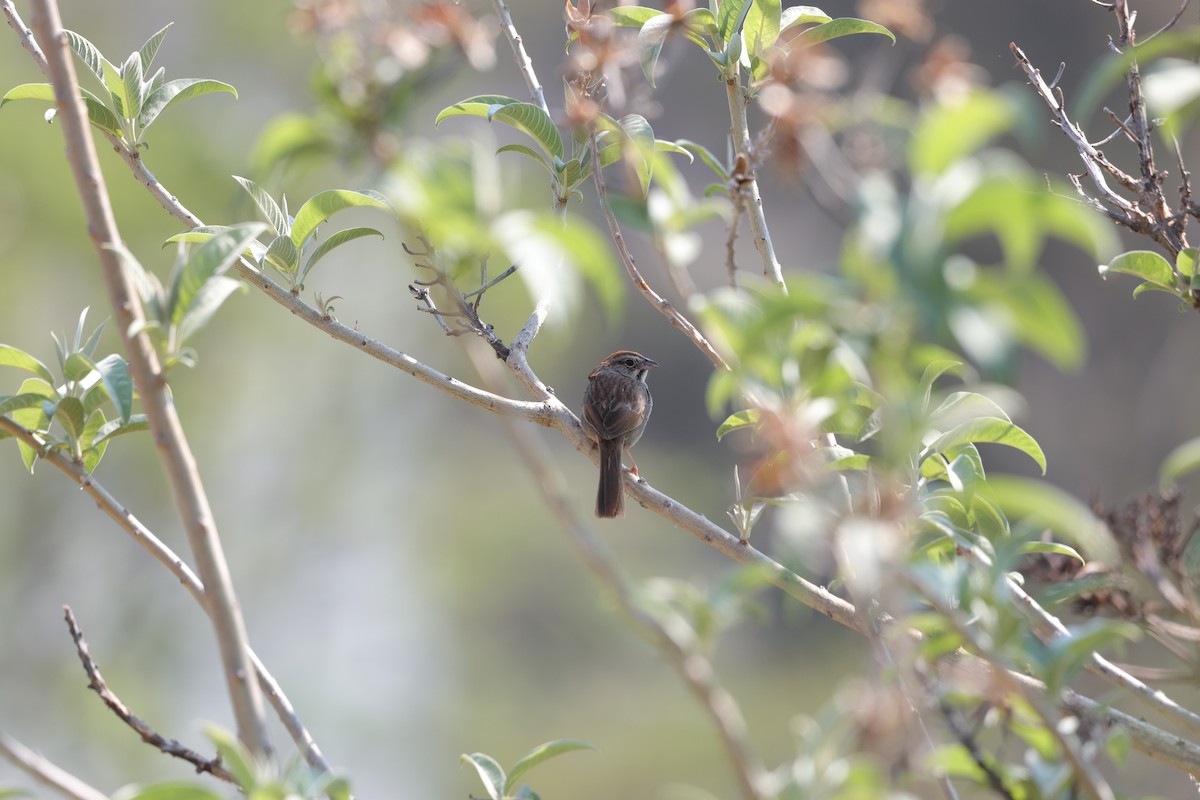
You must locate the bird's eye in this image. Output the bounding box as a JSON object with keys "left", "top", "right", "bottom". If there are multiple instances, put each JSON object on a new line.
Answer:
{"left": 624, "top": 358, "right": 636, "bottom": 367}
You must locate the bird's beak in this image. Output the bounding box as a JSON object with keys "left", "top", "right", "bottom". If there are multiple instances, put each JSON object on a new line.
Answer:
{"left": 644, "top": 357, "right": 659, "bottom": 368}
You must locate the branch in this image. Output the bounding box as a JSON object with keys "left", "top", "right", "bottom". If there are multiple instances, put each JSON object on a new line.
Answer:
{"left": 724, "top": 67, "right": 784, "bottom": 287}
{"left": 589, "top": 131, "right": 731, "bottom": 371}
{"left": 462, "top": 344, "right": 767, "bottom": 800}
{"left": 0, "top": 417, "right": 332, "bottom": 776}
{"left": 27, "top": 0, "right": 270, "bottom": 757}
{"left": 0, "top": 733, "right": 108, "bottom": 800}
{"left": 490, "top": 0, "right": 546, "bottom": 115}
{"left": 63, "top": 605, "right": 236, "bottom": 783}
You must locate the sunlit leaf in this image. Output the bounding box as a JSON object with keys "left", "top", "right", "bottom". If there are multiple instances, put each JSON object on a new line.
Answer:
{"left": 63, "top": 29, "right": 107, "bottom": 82}
{"left": 1019, "top": 540, "right": 1084, "bottom": 564}
{"left": 0, "top": 344, "right": 54, "bottom": 383}
{"left": 122, "top": 51, "right": 145, "bottom": 119}
{"left": 110, "top": 781, "right": 225, "bottom": 800}
{"left": 434, "top": 95, "right": 520, "bottom": 126}
{"left": 169, "top": 225, "right": 265, "bottom": 327}
{"left": 638, "top": 14, "right": 675, "bottom": 87}
{"left": 137, "top": 78, "right": 237, "bottom": 133}
{"left": 743, "top": 0, "right": 781, "bottom": 57}
{"left": 505, "top": 740, "right": 595, "bottom": 795}
{"left": 489, "top": 102, "right": 565, "bottom": 161}
{"left": 178, "top": 276, "right": 245, "bottom": 349}
{"left": 1, "top": 84, "right": 124, "bottom": 138}
{"left": 137, "top": 23, "right": 172, "bottom": 72}
{"left": 779, "top": 5, "right": 832, "bottom": 34}
{"left": 786, "top": 17, "right": 895, "bottom": 50}
{"left": 290, "top": 189, "right": 394, "bottom": 250}
{"left": 233, "top": 176, "right": 289, "bottom": 236}
{"left": 1099, "top": 250, "right": 1176, "bottom": 289}
{"left": 985, "top": 475, "right": 1118, "bottom": 564}
{"left": 928, "top": 417, "right": 1046, "bottom": 474}
{"left": 460, "top": 753, "right": 504, "bottom": 800}
{"left": 717, "top": 409, "right": 759, "bottom": 440}
{"left": 302, "top": 227, "right": 384, "bottom": 281}
{"left": 1160, "top": 436, "right": 1200, "bottom": 486}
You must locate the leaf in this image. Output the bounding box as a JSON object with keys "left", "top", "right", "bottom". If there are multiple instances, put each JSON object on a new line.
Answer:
{"left": 204, "top": 727, "right": 257, "bottom": 791}
{"left": 717, "top": 0, "right": 751, "bottom": 44}
{"left": 786, "top": 17, "right": 895, "bottom": 50}
{"left": 505, "top": 740, "right": 595, "bottom": 795}
{"left": 743, "top": 0, "right": 781, "bottom": 57}
{"left": 1019, "top": 540, "right": 1085, "bottom": 564}
{"left": 63, "top": 29, "right": 107, "bottom": 82}
{"left": 928, "top": 417, "right": 1046, "bottom": 474}
{"left": 301, "top": 227, "right": 384, "bottom": 281}
{"left": 683, "top": 8, "right": 719, "bottom": 42}
{"left": 1, "top": 83, "right": 124, "bottom": 137}
{"left": 10, "top": 378, "right": 53, "bottom": 472}
{"left": 929, "top": 391, "right": 1013, "bottom": 427}
{"left": 779, "top": 5, "right": 832, "bottom": 34}
{"left": 619, "top": 113, "right": 656, "bottom": 193}
{"left": 984, "top": 475, "right": 1119, "bottom": 564}
{"left": 94, "top": 353, "right": 133, "bottom": 423}
{"left": 674, "top": 138, "right": 728, "bottom": 179}
{"left": 717, "top": 409, "right": 759, "bottom": 440}
{"left": 100, "top": 55, "right": 129, "bottom": 118}
{"left": 110, "top": 781, "right": 226, "bottom": 800}
{"left": 607, "top": 6, "right": 664, "bottom": 27}
{"left": 137, "top": 23, "right": 173, "bottom": 72}
{"left": 0, "top": 393, "right": 51, "bottom": 416}
{"left": 137, "top": 78, "right": 237, "bottom": 133}
{"left": 122, "top": 51, "right": 145, "bottom": 120}
{"left": 94, "top": 415, "right": 149, "bottom": 445}
{"left": 1160, "top": 436, "right": 1200, "bottom": 486}
{"left": 52, "top": 396, "right": 86, "bottom": 442}
{"left": 489, "top": 103, "right": 565, "bottom": 161}
{"left": 1099, "top": 250, "right": 1177, "bottom": 290}
{"left": 169, "top": 225, "right": 265, "bottom": 327}
{"left": 262, "top": 234, "right": 300, "bottom": 275}
{"left": 177, "top": 276, "right": 245, "bottom": 348}
{"left": 497, "top": 143, "right": 554, "bottom": 175}
{"left": 435, "top": 94, "right": 520, "bottom": 124}
{"left": 0, "top": 345, "right": 54, "bottom": 383}
{"left": 909, "top": 91, "right": 1014, "bottom": 176}
{"left": 80, "top": 409, "right": 109, "bottom": 472}
{"left": 233, "top": 176, "right": 289, "bottom": 236}
{"left": 637, "top": 14, "right": 675, "bottom": 87}
{"left": 290, "top": 189, "right": 394, "bottom": 250}
{"left": 251, "top": 112, "right": 335, "bottom": 174}
{"left": 460, "top": 753, "right": 505, "bottom": 800}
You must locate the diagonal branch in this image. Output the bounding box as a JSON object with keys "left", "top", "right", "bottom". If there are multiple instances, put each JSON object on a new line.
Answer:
{"left": 0, "top": 733, "right": 108, "bottom": 800}
{"left": 63, "top": 605, "right": 236, "bottom": 784}
{"left": 0, "top": 416, "right": 332, "bottom": 775}
{"left": 27, "top": 0, "right": 270, "bottom": 758}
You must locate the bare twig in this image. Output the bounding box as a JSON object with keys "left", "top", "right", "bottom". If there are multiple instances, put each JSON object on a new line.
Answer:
{"left": 28, "top": 0, "right": 270, "bottom": 757}
{"left": 0, "top": 733, "right": 108, "bottom": 800}
{"left": 724, "top": 70, "right": 784, "bottom": 287}
{"left": 0, "top": 417, "right": 333, "bottom": 775}
{"left": 63, "top": 605, "right": 236, "bottom": 783}
{"left": 489, "top": 0, "right": 546, "bottom": 115}
{"left": 589, "top": 131, "right": 731, "bottom": 371}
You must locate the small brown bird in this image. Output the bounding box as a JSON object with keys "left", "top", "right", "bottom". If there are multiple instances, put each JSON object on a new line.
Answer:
{"left": 581, "top": 350, "right": 658, "bottom": 518}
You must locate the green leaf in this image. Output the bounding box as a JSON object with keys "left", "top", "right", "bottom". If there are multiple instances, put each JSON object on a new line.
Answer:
{"left": 0, "top": 344, "right": 54, "bottom": 383}
{"left": 251, "top": 112, "right": 335, "bottom": 174}
{"left": 63, "top": 29, "right": 107, "bottom": 82}
{"left": 607, "top": 6, "right": 664, "bottom": 27}
{"left": 1019, "top": 540, "right": 1085, "bottom": 564}
{"left": 619, "top": 113, "right": 656, "bottom": 193}
{"left": 505, "top": 740, "right": 595, "bottom": 795}
{"left": 110, "top": 781, "right": 225, "bottom": 800}
{"left": 0, "top": 393, "right": 51, "bottom": 417}
{"left": 717, "top": 409, "right": 759, "bottom": 440}
{"left": 177, "top": 277, "right": 245, "bottom": 348}
{"left": 122, "top": 51, "right": 145, "bottom": 119}
{"left": 204, "top": 727, "right": 256, "bottom": 791}
{"left": 80, "top": 409, "right": 109, "bottom": 472}
{"left": 1043, "top": 618, "right": 1141, "bottom": 692}
{"left": 434, "top": 95, "right": 520, "bottom": 125}
{"left": 786, "top": 17, "right": 895, "bottom": 50}
{"left": 233, "top": 176, "right": 289, "bottom": 237}
{"left": 985, "top": 475, "right": 1119, "bottom": 564}
{"left": 262, "top": 234, "right": 300, "bottom": 276}
{"left": 1160, "top": 436, "right": 1200, "bottom": 486}
{"left": 169, "top": 225, "right": 265, "bottom": 327}
{"left": 928, "top": 416, "right": 1046, "bottom": 474}
{"left": 10, "top": 378, "right": 53, "bottom": 472}
{"left": 675, "top": 138, "right": 728, "bottom": 179}
{"left": 290, "top": 189, "right": 394, "bottom": 250}
{"left": 779, "top": 5, "right": 832, "bottom": 33}
{"left": 717, "top": 0, "right": 751, "bottom": 44}
{"left": 488, "top": 102, "right": 565, "bottom": 161}
{"left": 460, "top": 753, "right": 505, "bottom": 800}
{"left": 683, "top": 8, "right": 719, "bottom": 42}
{"left": 929, "top": 391, "right": 1013, "bottom": 427}
{"left": 743, "top": 0, "right": 781, "bottom": 57}
{"left": 100, "top": 54, "right": 129, "bottom": 118}
{"left": 1099, "top": 250, "right": 1177, "bottom": 290}
{"left": 637, "top": 14, "right": 675, "bottom": 87}
{"left": 137, "top": 23, "right": 172, "bottom": 72}
{"left": 497, "top": 143, "right": 554, "bottom": 175}
{"left": 302, "top": 227, "right": 384, "bottom": 280}
{"left": 93, "top": 415, "right": 149, "bottom": 446}
{"left": 1, "top": 83, "right": 124, "bottom": 138}
{"left": 52, "top": 396, "right": 86, "bottom": 442}
{"left": 63, "top": 352, "right": 93, "bottom": 382}
{"left": 137, "top": 78, "right": 237, "bottom": 133}
{"left": 910, "top": 91, "right": 1014, "bottom": 176}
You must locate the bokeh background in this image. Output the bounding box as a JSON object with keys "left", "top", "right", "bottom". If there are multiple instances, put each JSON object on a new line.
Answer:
{"left": 2, "top": 0, "right": 1199, "bottom": 797}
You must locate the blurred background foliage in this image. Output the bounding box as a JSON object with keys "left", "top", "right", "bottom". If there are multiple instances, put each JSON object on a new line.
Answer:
{"left": 4, "top": 0, "right": 1200, "bottom": 797}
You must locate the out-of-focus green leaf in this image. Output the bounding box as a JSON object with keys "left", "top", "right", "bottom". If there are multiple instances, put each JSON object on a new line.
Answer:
{"left": 1074, "top": 28, "right": 1200, "bottom": 121}
{"left": 911, "top": 91, "right": 1012, "bottom": 176}
{"left": 786, "top": 17, "right": 894, "bottom": 50}
{"left": 1099, "top": 250, "right": 1176, "bottom": 289}
{"left": 137, "top": 78, "right": 237, "bottom": 133}
{"left": 10, "top": 378, "right": 52, "bottom": 472}
{"left": 505, "top": 740, "right": 595, "bottom": 794}
{"left": 985, "top": 475, "right": 1118, "bottom": 564}
{"left": 169, "top": 225, "right": 264, "bottom": 326}
{"left": 52, "top": 396, "right": 86, "bottom": 441}
{"left": 461, "top": 753, "right": 505, "bottom": 800}
{"left": 607, "top": 6, "right": 665, "bottom": 28}
{"left": 717, "top": 409, "right": 759, "bottom": 440}
{"left": 290, "top": 190, "right": 394, "bottom": 249}
{"left": 638, "top": 14, "right": 675, "bottom": 87}
{"left": 1019, "top": 540, "right": 1084, "bottom": 563}
{"left": 0, "top": 345, "right": 54, "bottom": 383}
{"left": 110, "top": 781, "right": 225, "bottom": 800}
{"left": 1160, "top": 436, "right": 1200, "bottom": 486}
{"left": 1, "top": 84, "right": 124, "bottom": 138}
{"left": 204, "top": 727, "right": 256, "bottom": 791}
{"left": 177, "top": 276, "right": 245, "bottom": 348}
{"left": 252, "top": 113, "right": 336, "bottom": 174}
{"left": 675, "top": 138, "right": 727, "bottom": 179}
{"left": 1043, "top": 618, "right": 1141, "bottom": 692}
{"left": 0, "top": 394, "right": 50, "bottom": 417}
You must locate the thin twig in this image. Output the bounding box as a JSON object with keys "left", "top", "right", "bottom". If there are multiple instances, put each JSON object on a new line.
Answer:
{"left": 723, "top": 70, "right": 784, "bottom": 287}
{"left": 489, "top": 0, "right": 546, "bottom": 115}
{"left": 63, "top": 605, "right": 237, "bottom": 783}
{"left": 0, "top": 416, "right": 333, "bottom": 775}
{"left": 28, "top": 0, "right": 270, "bottom": 757}
{"left": 0, "top": 733, "right": 108, "bottom": 800}
{"left": 589, "top": 130, "right": 731, "bottom": 371}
